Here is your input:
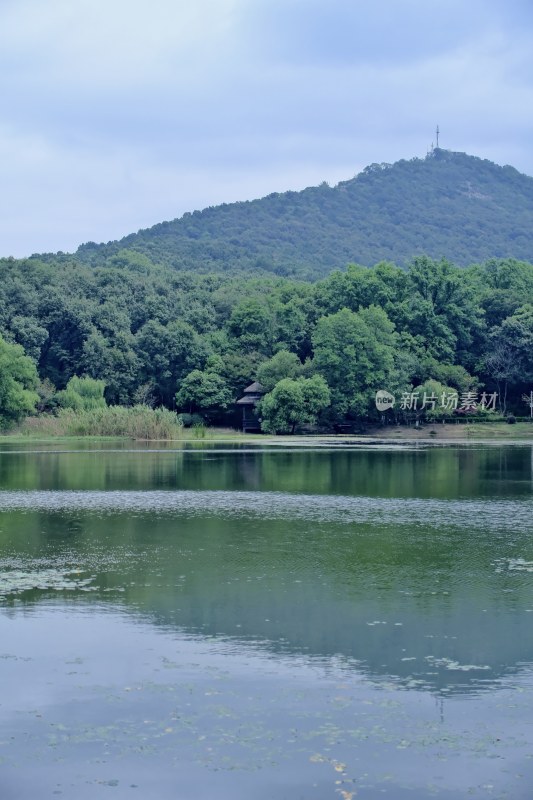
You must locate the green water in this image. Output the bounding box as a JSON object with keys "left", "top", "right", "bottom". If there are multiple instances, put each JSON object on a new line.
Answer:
{"left": 1, "top": 441, "right": 533, "bottom": 799}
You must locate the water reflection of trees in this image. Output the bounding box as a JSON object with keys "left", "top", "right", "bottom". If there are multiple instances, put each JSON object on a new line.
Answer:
{"left": 3, "top": 496, "right": 533, "bottom": 696}
{"left": 1, "top": 444, "right": 532, "bottom": 498}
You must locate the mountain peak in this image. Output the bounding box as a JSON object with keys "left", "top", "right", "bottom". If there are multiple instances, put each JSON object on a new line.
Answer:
{"left": 76, "top": 151, "right": 533, "bottom": 278}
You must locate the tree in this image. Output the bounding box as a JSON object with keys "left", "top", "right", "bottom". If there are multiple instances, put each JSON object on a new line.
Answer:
{"left": 8, "top": 315, "right": 48, "bottom": 361}
{"left": 480, "top": 342, "right": 518, "bottom": 414}
{"left": 36, "top": 378, "right": 59, "bottom": 413}
{"left": 135, "top": 320, "right": 207, "bottom": 406}
{"left": 398, "top": 256, "right": 484, "bottom": 368}
{"left": 37, "top": 289, "right": 92, "bottom": 388}
{"left": 81, "top": 329, "right": 139, "bottom": 405}
{"left": 497, "top": 305, "right": 533, "bottom": 380}
{"left": 56, "top": 376, "right": 107, "bottom": 411}
{"left": 259, "top": 375, "right": 330, "bottom": 434}
{"left": 271, "top": 299, "right": 308, "bottom": 354}
{"left": 479, "top": 259, "right": 533, "bottom": 327}
{"left": 209, "top": 338, "right": 266, "bottom": 398}
{"left": 411, "top": 379, "right": 459, "bottom": 420}
{"left": 227, "top": 299, "right": 272, "bottom": 353}
{"left": 314, "top": 262, "right": 407, "bottom": 318}
{"left": 175, "top": 370, "right": 232, "bottom": 413}
{"left": 257, "top": 350, "right": 303, "bottom": 391}
{"left": 481, "top": 304, "right": 533, "bottom": 412}
{"left": 0, "top": 335, "right": 39, "bottom": 427}
{"left": 312, "top": 306, "right": 398, "bottom": 418}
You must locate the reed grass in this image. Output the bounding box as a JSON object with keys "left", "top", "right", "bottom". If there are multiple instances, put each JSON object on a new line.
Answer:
{"left": 18, "top": 405, "right": 185, "bottom": 439}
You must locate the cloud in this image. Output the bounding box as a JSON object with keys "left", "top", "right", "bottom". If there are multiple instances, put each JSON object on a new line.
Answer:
{"left": 0, "top": 0, "right": 239, "bottom": 81}
{"left": 238, "top": 0, "right": 488, "bottom": 66}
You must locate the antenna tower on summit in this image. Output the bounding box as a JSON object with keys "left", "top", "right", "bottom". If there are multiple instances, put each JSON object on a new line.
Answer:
{"left": 436, "top": 125, "right": 440, "bottom": 149}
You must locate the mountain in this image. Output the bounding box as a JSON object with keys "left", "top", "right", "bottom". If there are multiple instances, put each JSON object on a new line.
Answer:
{"left": 73, "top": 149, "right": 533, "bottom": 278}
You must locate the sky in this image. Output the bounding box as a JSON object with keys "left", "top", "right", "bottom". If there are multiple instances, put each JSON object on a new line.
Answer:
{"left": 1, "top": 0, "right": 533, "bottom": 258}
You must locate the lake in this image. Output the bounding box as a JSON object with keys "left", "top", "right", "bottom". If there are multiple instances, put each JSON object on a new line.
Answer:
{"left": 1, "top": 440, "right": 533, "bottom": 799}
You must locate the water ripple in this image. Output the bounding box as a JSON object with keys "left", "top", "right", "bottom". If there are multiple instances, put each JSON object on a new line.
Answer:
{"left": 1, "top": 490, "right": 532, "bottom": 532}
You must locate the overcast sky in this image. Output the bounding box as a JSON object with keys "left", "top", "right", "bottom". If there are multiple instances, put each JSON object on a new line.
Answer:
{"left": 1, "top": 0, "right": 533, "bottom": 257}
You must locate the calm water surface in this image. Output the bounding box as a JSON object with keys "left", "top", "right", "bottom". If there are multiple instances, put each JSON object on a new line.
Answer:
{"left": 1, "top": 441, "right": 533, "bottom": 799}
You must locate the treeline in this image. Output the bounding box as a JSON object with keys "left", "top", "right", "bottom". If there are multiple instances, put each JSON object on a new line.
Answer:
{"left": 0, "top": 253, "right": 532, "bottom": 432}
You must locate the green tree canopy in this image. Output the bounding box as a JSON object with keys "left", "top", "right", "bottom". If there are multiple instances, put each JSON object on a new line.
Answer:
{"left": 480, "top": 304, "right": 533, "bottom": 412}
{"left": 260, "top": 375, "right": 330, "bottom": 434}
{"left": 398, "top": 257, "right": 484, "bottom": 368}
{"left": 175, "top": 370, "right": 232, "bottom": 413}
{"left": 57, "top": 376, "right": 107, "bottom": 411}
{"left": 312, "top": 306, "right": 397, "bottom": 418}
{"left": 227, "top": 299, "right": 272, "bottom": 353}
{"left": 256, "top": 350, "right": 303, "bottom": 391}
{"left": 411, "top": 379, "right": 459, "bottom": 420}
{"left": 0, "top": 335, "right": 39, "bottom": 427}
{"left": 135, "top": 320, "right": 207, "bottom": 406}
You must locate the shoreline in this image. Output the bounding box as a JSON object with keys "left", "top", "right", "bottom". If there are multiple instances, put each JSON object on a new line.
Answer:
{"left": 1, "top": 421, "right": 533, "bottom": 447}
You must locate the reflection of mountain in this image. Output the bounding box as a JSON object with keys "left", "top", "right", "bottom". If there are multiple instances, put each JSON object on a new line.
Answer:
{"left": 2, "top": 484, "right": 533, "bottom": 695}
{"left": 124, "top": 514, "right": 533, "bottom": 696}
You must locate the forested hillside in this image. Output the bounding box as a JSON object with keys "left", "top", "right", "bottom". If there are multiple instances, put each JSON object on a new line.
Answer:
{"left": 68, "top": 149, "right": 533, "bottom": 277}
{"left": 2, "top": 148, "right": 533, "bottom": 433}
{"left": 1, "top": 253, "right": 533, "bottom": 430}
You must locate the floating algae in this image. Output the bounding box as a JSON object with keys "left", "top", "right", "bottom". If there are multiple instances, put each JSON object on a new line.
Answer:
{"left": 0, "top": 568, "right": 97, "bottom": 597}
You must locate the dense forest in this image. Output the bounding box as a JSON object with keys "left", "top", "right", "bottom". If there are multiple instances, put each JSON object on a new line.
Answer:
{"left": 62, "top": 149, "right": 533, "bottom": 278}
{"left": 2, "top": 149, "right": 533, "bottom": 433}
{"left": 1, "top": 251, "right": 533, "bottom": 432}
